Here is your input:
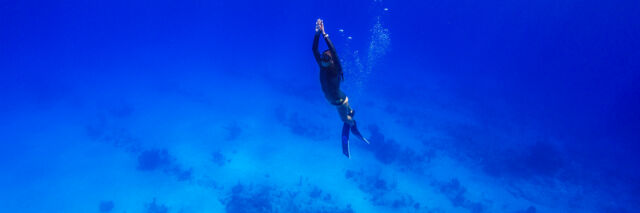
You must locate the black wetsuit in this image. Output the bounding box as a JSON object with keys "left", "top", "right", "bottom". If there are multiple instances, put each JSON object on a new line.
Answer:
{"left": 313, "top": 32, "right": 346, "bottom": 106}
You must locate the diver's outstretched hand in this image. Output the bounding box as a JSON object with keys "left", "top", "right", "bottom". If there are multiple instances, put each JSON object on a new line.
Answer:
{"left": 315, "top": 19, "right": 325, "bottom": 34}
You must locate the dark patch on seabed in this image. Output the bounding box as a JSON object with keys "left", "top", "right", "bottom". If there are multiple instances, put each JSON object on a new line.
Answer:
{"left": 221, "top": 182, "right": 354, "bottom": 213}
{"left": 345, "top": 169, "right": 422, "bottom": 211}
{"left": 275, "top": 105, "right": 331, "bottom": 141}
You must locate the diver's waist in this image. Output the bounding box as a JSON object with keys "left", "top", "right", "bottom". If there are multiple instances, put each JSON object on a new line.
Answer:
{"left": 328, "top": 96, "right": 348, "bottom": 106}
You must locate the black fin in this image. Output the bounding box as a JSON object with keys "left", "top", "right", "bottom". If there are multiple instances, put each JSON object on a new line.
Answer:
{"left": 342, "top": 122, "right": 351, "bottom": 158}
{"left": 350, "top": 121, "right": 370, "bottom": 144}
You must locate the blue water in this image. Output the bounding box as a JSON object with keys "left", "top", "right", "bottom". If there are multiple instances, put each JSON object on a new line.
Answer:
{"left": 1, "top": 0, "right": 639, "bottom": 212}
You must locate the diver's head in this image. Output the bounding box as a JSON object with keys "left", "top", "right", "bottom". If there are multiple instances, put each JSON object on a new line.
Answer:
{"left": 320, "top": 50, "right": 333, "bottom": 67}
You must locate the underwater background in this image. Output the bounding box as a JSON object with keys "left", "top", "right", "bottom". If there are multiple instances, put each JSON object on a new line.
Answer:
{"left": 1, "top": 0, "right": 639, "bottom": 212}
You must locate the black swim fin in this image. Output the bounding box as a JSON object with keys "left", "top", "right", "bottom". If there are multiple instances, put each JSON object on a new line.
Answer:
{"left": 341, "top": 122, "right": 351, "bottom": 158}
{"left": 350, "top": 121, "right": 370, "bottom": 144}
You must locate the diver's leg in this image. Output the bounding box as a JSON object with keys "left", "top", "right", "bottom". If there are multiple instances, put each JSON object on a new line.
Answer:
{"left": 336, "top": 97, "right": 355, "bottom": 158}
{"left": 336, "top": 97, "right": 369, "bottom": 144}
{"left": 336, "top": 97, "right": 355, "bottom": 126}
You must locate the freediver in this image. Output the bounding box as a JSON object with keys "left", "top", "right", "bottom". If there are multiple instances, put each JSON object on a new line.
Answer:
{"left": 312, "top": 19, "right": 369, "bottom": 158}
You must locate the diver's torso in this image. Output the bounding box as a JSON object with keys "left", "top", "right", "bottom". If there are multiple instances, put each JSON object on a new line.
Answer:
{"left": 319, "top": 67, "right": 345, "bottom": 105}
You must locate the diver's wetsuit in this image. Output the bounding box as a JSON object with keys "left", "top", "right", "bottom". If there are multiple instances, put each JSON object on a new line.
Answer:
{"left": 313, "top": 32, "right": 345, "bottom": 105}
{"left": 312, "top": 32, "right": 354, "bottom": 125}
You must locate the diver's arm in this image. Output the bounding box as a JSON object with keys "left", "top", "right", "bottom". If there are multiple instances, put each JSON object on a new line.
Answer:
{"left": 319, "top": 20, "right": 342, "bottom": 70}
{"left": 324, "top": 34, "right": 342, "bottom": 70}
{"left": 324, "top": 34, "right": 336, "bottom": 55}
{"left": 313, "top": 31, "right": 322, "bottom": 64}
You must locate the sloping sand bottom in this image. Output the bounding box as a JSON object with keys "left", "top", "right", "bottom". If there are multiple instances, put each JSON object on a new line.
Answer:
{"left": 0, "top": 77, "right": 632, "bottom": 212}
